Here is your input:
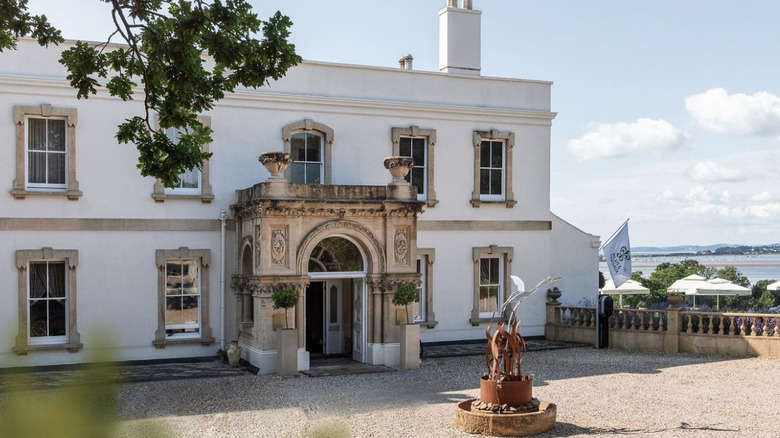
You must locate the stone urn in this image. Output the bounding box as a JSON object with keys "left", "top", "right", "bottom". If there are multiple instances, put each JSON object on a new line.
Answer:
{"left": 259, "top": 152, "right": 292, "bottom": 179}
{"left": 383, "top": 156, "right": 414, "bottom": 184}
{"left": 226, "top": 340, "right": 241, "bottom": 366}
{"left": 546, "top": 287, "right": 562, "bottom": 303}
{"left": 666, "top": 293, "right": 684, "bottom": 308}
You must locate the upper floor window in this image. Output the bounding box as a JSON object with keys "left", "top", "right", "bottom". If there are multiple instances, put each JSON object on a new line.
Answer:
{"left": 290, "top": 132, "right": 323, "bottom": 184}
{"left": 471, "top": 129, "right": 516, "bottom": 208}
{"left": 392, "top": 126, "right": 438, "bottom": 207}
{"left": 282, "top": 119, "right": 334, "bottom": 184}
{"left": 152, "top": 116, "right": 214, "bottom": 203}
{"left": 11, "top": 104, "right": 82, "bottom": 200}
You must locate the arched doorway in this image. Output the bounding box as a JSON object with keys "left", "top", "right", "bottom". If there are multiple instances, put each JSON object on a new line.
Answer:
{"left": 305, "top": 236, "right": 367, "bottom": 362}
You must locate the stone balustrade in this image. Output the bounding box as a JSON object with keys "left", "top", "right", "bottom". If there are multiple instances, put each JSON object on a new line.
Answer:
{"left": 545, "top": 301, "right": 780, "bottom": 357}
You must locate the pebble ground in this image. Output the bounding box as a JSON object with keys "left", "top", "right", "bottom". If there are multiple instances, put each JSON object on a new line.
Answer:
{"left": 3, "top": 347, "right": 779, "bottom": 437}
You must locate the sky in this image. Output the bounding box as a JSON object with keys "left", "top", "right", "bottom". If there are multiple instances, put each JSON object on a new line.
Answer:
{"left": 23, "top": 0, "right": 780, "bottom": 247}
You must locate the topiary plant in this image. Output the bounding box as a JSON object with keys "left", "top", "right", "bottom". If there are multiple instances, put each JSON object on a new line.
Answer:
{"left": 271, "top": 288, "right": 299, "bottom": 329}
{"left": 392, "top": 282, "right": 420, "bottom": 324}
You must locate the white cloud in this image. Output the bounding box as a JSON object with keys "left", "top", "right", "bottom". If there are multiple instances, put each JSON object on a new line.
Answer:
{"left": 686, "top": 88, "right": 780, "bottom": 135}
{"left": 691, "top": 161, "right": 746, "bottom": 182}
{"left": 656, "top": 185, "right": 780, "bottom": 223}
{"left": 567, "top": 118, "right": 690, "bottom": 162}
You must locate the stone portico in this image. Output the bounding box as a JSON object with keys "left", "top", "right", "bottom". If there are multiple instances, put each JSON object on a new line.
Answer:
{"left": 230, "top": 177, "right": 423, "bottom": 373}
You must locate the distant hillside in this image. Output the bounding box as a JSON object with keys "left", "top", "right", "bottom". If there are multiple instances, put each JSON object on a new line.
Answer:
{"left": 632, "top": 244, "right": 780, "bottom": 256}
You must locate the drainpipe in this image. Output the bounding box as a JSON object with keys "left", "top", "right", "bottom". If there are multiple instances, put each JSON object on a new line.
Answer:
{"left": 219, "top": 210, "right": 227, "bottom": 351}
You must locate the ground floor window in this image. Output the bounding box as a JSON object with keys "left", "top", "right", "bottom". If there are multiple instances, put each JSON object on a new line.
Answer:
{"left": 154, "top": 247, "right": 214, "bottom": 348}
{"left": 14, "top": 248, "right": 81, "bottom": 354}
{"left": 471, "top": 245, "right": 513, "bottom": 325}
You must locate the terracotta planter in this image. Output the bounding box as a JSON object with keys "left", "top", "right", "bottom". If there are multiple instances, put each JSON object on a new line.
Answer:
{"left": 479, "top": 375, "right": 533, "bottom": 406}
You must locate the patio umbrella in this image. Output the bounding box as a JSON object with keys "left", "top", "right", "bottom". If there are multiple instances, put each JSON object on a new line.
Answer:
{"left": 692, "top": 278, "right": 751, "bottom": 310}
{"left": 601, "top": 279, "right": 649, "bottom": 307}
{"left": 668, "top": 274, "right": 709, "bottom": 308}
{"left": 767, "top": 281, "right": 780, "bottom": 292}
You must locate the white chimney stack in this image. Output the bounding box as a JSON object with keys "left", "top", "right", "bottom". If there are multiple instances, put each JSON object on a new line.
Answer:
{"left": 439, "top": 0, "right": 481, "bottom": 76}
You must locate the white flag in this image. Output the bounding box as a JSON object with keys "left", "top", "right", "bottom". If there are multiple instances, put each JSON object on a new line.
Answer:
{"left": 603, "top": 221, "right": 631, "bottom": 288}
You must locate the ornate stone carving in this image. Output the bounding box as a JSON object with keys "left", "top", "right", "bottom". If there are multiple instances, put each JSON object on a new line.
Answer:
{"left": 255, "top": 226, "right": 262, "bottom": 268}
{"left": 394, "top": 228, "right": 408, "bottom": 264}
{"left": 271, "top": 228, "right": 287, "bottom": 265}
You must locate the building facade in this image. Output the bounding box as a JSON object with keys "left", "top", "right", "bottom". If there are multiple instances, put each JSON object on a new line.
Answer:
{"left": 0, "top": 2, "right": 600, "bottom": 372}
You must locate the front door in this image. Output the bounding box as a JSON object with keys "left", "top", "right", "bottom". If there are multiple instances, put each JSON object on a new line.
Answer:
{"left": 324, "top": 280, "right": 342, "bottom": 354}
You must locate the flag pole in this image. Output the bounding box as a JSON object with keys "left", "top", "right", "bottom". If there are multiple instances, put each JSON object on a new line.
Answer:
{"left": 599, "top": 218, "right": 630, "bottom": 250}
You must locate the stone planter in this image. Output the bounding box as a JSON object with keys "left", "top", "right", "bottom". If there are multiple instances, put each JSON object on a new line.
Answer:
{"left": 259, "top": 152, "right": 292, "bottom": 179}
{"left": 479, "top": 375, "right": 533, "bottom": 406}
{"left": 226, "top": 340, "right": 241, "bottom": 367}
{"left": 667, "top": 294, "right": 684, "bottom": 308}
{"left": 399, "top": 323, "right": 420, "bottom": 369}
{"left": 276, "top": 328, "right": 298, "bottom": 376}
{"left": 383, "top": 156, "right": 414, "bottom": 184}
{"left": 547, "top": 287, "right": 562, "bottom": 303}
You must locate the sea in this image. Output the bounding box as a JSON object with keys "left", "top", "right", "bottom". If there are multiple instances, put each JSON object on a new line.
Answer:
{"left": 599, "top": 254, "right": 780, "bottom": 286}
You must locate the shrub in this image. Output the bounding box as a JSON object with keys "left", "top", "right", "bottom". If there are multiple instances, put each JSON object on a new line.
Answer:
{"left": 392, "top": 282, "right": 419, "bottom": 324}
{"left": 271, "top": 288, "right": 298, "bottom": 329}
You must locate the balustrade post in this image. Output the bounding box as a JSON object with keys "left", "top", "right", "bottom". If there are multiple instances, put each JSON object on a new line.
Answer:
{"left": 544, "top": 301, "right": 562, "bottom": 341}
{"left": 664, "top": 307, "right": 682, "bottom": 353}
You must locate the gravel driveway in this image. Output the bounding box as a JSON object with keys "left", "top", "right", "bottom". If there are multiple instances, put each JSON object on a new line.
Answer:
{"left": 4, "top": 347, "right": 780, "bottom": 437}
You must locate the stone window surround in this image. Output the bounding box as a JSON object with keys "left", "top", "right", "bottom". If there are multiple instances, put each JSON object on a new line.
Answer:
{"left": 153, "top": 247, "right": 215, "bottom": 348}
{"left": 14, "top": 247, "right": 82, "bottom": 354}
{"left": 471, "top": 129, "right": 516, "bottom": 208}
{"left": 11, "top": 104, "right": 82, "bottom": 200}
{"left": 152, "top": 115, "right": 214, "bottom": 203}
{"left": 282, "top": 119, "right": 335, "bottom": 184}
{"left": 391, "top": 126, "right": 438, "bottom": 207}
{"left": 417, "top": 248, "right": 438, "bottom": 328}
{"left": 470, "top": 245, "right": 513, "bottom": 325}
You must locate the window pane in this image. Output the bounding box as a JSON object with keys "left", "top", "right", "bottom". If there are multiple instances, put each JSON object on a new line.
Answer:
{"left": 291, "top": 134, "right": 306, "bottom": 161}
{"left": 480, "top": 141, "right": 491, "bottom": 167}
{"left": 490, "top": 169, "right": 502, "bottom": 195}
{"left": 290, "top": 162, "right": 305, "bottom": 183}
{"left": 28, "top": 151, "right": 46, "bottom": 184}
{"left": 29, "top": 263, "right": 47, "bottom": 299}
{"left": 411, "top": 167, "right": 424, "bottom": 194}
{"left": 399, "top": 137, "right": 411, "bottom": 157}
{"left": 412, "top": 139, "right": 425, "bottom": 163}
{"left": 480, "top": 259, "right": 491, "bottom": 283}
{"left": 28, "top": 119, "right": 47, "bottom": 151}
{"left": 49, "top": 300, "right": 67, "bottom": 336}
{"left": 182, "top": 296, "right": 199, "bottom": 324}
{"left": 48, "top": 263, "right": 66, "bottom": 298}
{"left": 489, "top": 258, "right": 499, "bottom": 283}
{"left": 305, "top": 133, "right": 322, "bottom": 161}
{"left": 48, "top": 120, "right": 66, "bottom": 151}
{"left": 29, "top": 300, "right": 48, "bottom": 337}
{"left": 491, "top": 142, "right": 503, "bottom": 168}
{"left": 305, "top": 163, "right": 321, "bottom": 184}
{"left": 166, "top": 297, "right": 183, "bottom": 324}
{"left": 47, "top": 152, "right": 66, "bottom": 185}
{"left": 480, "top": 169, "right": 490, "bottom": 195}
{"left": 176, "top": 168, "right": 200, "bottom": 189}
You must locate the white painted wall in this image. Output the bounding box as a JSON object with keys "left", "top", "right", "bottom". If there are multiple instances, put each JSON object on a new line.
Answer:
{"left": 0, "top": 38, "right": 596, "bottom": 367}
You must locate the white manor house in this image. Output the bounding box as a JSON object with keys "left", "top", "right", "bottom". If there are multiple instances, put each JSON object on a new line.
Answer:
{"left": 0, "top": 1, "right": 599, "bottom": 372}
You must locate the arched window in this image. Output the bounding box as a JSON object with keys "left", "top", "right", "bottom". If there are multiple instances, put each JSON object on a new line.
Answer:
{"left": 282, "top": 119, "right": 334, "bottom": 184}
{"left": 309, "top": 237, "right": 364, "bottom": 273}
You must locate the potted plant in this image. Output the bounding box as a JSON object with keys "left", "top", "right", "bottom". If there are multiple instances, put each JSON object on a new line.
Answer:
{"left": 271, "top": 288, "right": 299, "bottom": 376}
{"left": 392, "top": 282, "right": 420, "bottom": 369}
